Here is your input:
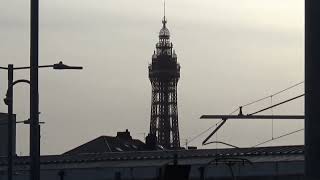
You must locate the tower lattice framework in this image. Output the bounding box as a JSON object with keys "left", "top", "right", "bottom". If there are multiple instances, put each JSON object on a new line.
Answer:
{"left": 148, "top": 17, "right": 180, "bottom": 149}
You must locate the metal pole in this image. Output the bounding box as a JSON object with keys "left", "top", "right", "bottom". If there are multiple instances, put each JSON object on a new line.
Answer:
{"left": 199, "top": 167, "right": 205, "bottom": 180}
{"left": 30, "top": 0, "right": 40, "bottom": 179}
{"left": 7, "top": 64, "right": 14, "bottom": 180}
{"left": 305, "top": 0, "right": 320, "bottom": 179}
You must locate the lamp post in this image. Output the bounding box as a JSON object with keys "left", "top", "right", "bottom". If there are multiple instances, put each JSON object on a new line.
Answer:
{"left": 30, "top": 0, "right": 39, "bottom": 179}
{"left": 0, "top": 61, "right": 82, "bottom": 180}
{"left": 7, "top": 64, "right": 14, "bottom": 180}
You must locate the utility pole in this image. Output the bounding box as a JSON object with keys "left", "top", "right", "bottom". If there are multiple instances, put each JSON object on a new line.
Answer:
{"left": 305, "top": 1, "right": 320, "bottom": 179}
{"left": 30, "top": 0, "right": 40, "bottom": 179}
{"left": 7, "top": 64, "right": 14, "bottom": 180}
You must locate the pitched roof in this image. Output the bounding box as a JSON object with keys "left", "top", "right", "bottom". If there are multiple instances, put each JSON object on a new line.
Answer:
{"left": 64, "top": 136, "right": 145, "bottom": 155}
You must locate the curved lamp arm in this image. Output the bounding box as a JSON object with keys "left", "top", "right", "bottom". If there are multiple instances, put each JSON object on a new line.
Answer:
{"left": 4, "top": 79, "right": 30, "bottom": 105}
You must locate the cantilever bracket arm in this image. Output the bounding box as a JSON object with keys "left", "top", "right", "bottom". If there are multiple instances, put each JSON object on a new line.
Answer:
{"left": 202, "top": 119, "right": 227, "bottom": 145}
{"left": 200, "top": 114, "right": 304, "bottom": 146}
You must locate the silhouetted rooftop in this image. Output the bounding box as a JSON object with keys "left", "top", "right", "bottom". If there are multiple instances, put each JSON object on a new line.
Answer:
{"left": 64, "top": 130, "right": 145, "bottom": 155}
{"left": 0, "top": 145, "right": 304, "bottom": 168}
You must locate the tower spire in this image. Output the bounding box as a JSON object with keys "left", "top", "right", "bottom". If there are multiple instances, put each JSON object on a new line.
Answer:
{"left": 164, "top": 0, "right": 166, "bottom": 18}
{"left": 162, "top": 0, "right": 167, "bottom": 27}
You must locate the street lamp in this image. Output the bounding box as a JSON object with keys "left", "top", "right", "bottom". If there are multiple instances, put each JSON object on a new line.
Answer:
{"left": 0, "top": 61, "right": 82, "bottom": 180}
{"left": 8, "top": 61, "right": 83, "bottom": 70}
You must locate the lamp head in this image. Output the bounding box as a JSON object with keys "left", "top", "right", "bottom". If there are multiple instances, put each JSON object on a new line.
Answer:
{"left": 53, "top": 61, "right": 83, "bottom": 70}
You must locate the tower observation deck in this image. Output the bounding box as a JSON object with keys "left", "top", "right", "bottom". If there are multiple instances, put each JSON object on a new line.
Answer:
{"left": 148, "top": 16, "right": 181, "bottom": 149}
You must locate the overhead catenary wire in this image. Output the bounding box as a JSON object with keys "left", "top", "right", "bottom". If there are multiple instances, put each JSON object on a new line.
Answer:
{"left": 188, "top": 107, "right": 239, "bottom": 144}
{"left": 247, "top": 94, "right": 304, "bottom": 116}
{"left": 241, "top": 81, "right": 304, "bottom": 108}
{"left": 272, "top": 81, "right": 304, "bottom": 97}
{"left": 229, "top": 107, "right": 240, "bottom": 115}
{"left": 243, "top": 81, "right": 304, "bottom": 147}
{"left": 252, "top": 128, "right": 304, "bottom": 148}
{"left": 188, "top": 119, "right": 224, "bottom": 144}
{"left": 270, "top": 96, "right": 274, "bottom": 140}
{"left": 189, "top": 81, "right": 304, "bottom": 146}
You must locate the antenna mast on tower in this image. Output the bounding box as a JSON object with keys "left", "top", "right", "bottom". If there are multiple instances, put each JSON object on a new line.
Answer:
{"left": 164, "top": 0, "right": 166, "bottom": 18}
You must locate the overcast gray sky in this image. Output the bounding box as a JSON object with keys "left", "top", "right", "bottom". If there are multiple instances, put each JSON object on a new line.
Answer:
{"left": 0, "top": 0, "right": 304, "bottom": 155}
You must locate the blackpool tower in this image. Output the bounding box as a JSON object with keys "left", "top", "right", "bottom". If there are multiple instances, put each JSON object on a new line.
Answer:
{"left": 148, "top": 15, "right": 181, "bottom": 149}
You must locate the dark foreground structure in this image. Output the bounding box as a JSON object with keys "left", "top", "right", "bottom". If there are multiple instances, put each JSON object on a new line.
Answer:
{"left": 0, "top": 145, "right": 304, "bottom": 180}
{"left": 305, "top": 1, "right": 320, "bottom": 179}
{"left": 0, "top": 113, "right": 16, "bottom": 157}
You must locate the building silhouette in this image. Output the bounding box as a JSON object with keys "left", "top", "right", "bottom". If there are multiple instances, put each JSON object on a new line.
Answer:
{"left": 0, "top": 145, "right": 305, "bottom": 180}
{"left": 148, "top": 16, "right": 181, "bottom": 149}
{"left": 0, "top": 113, "right": 16, "bottom": 157}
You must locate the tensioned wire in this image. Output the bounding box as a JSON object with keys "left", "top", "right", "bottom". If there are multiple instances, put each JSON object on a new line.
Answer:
{"left": 187, "top": 81, "right": 304, "bottom": 146}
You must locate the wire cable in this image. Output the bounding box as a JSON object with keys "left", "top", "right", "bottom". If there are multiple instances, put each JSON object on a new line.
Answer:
{"left": 270, "top": 96, "right": 274, "bottom": 140}
{"left": 272, "top": 81, "right": 304, "bottom": 97}
{"left": 252, "top": 128, "right": 304, "bottom": 148}
{"left": 188, "top": 106, "right": 240, "bottom": 144}
{"left": 188, "top": 119, "right": 223, "bottom": 144}
{"left": 191, "top": 81, "right": 304, "bottom": 146}
{"left": 248, "top": 94, "right": 304, "bottom": 116}
{"left": 229, "top": 107, "right": 240, "bottom": 115}
{"left": 241, "top": 81, "right": 304, "bottom": 108}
